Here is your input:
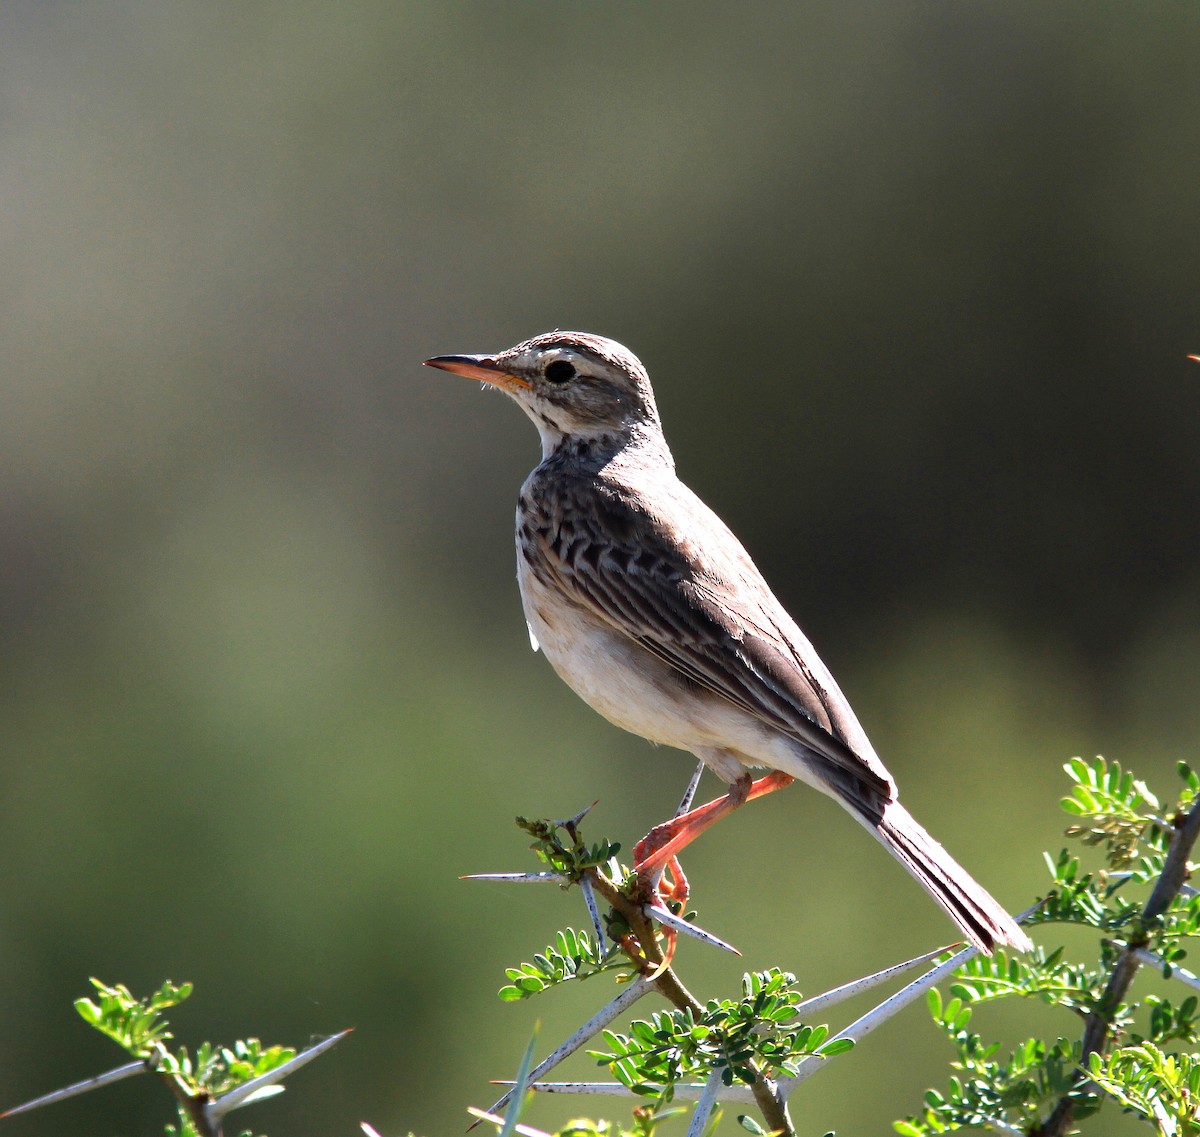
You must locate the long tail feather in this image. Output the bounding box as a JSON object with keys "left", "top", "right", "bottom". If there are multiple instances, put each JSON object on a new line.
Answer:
{"left": 862, "top": 800, "right": 1032, "bottom": 955}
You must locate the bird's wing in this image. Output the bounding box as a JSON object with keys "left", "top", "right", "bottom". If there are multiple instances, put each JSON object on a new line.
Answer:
{"left": 525, "top": 472, "right": 893, "bottom": 799}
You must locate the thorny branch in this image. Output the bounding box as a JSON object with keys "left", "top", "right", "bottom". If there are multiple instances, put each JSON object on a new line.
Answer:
{"left": 1032, "top": 797, "right": 1200, "bottom": 1137}
{"left": 481, "top": 806, "right": 999, "bottom": 1136}
{"left": 585, "top": 868, "right": 795, "bottom": 1135}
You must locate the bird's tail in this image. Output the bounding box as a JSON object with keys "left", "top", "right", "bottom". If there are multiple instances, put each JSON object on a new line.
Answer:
{"left": 859, "top": 799, "right": 1031, "bottom": 955}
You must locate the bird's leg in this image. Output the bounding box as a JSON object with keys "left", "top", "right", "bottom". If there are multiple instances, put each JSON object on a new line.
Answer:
{"left": 635, "top": 845, "right": 691, "bottom": 979}
{"left": 633, "top": 770, "right": 795, "bottom": 884}
{"left": 655, "top": 764, "right": 701, "bottom": 907}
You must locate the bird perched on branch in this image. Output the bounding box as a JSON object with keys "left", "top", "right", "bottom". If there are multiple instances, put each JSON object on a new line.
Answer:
{"left": 425, "top": 332, "right": 1030, "bottom": 955}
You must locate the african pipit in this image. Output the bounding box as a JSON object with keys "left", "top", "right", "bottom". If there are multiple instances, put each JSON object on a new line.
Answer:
{"left": 425, "top": 332, "right": 1030, "bottom": 954}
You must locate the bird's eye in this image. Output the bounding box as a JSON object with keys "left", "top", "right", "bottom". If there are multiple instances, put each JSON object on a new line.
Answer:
{"left": 544, "top": 359, "right": 576, "bottom": 384}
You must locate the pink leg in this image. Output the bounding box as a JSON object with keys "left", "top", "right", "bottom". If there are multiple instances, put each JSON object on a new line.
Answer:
{"left": 633, "top": 770, "right": 795, "bottom": 879}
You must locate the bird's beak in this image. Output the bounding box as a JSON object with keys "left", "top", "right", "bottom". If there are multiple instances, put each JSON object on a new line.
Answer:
{"left": 424, "top": 353, "right": 533, "bottom": 391}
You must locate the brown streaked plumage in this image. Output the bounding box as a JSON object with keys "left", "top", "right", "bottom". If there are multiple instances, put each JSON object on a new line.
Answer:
{"left": 425, "top": 331, "right": 1030, "bottom": 954}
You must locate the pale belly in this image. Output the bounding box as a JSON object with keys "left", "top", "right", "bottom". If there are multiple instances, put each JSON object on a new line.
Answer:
{"left": 517, "top": 564, "right": 812, "bottom": 787}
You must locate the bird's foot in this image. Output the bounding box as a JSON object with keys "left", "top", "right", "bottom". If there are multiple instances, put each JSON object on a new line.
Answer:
{"left": 619, "top": 857, "right": 688, "bottom": 978}
{"left": 626, "top": 769, "right": 794, "bottom": 972}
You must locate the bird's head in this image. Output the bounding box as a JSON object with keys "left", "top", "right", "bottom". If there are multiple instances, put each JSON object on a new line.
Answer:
{"left": 425, "top": 331, "right": 662, "bottom": 456}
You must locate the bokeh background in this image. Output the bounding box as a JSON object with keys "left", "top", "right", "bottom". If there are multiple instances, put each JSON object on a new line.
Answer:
{"left": 1, "top": 4, "right": 1198, "bottom": 1135}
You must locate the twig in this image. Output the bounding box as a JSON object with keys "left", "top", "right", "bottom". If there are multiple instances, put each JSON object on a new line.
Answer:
{"left": 1143, "top": 801, "right": 1200, "bottom": 921}
{"left": 145, "top": 1042, "right": 218, "bottom": 1137}
{"left": 584, "top": 868, "right": 794, "bottom": 1135}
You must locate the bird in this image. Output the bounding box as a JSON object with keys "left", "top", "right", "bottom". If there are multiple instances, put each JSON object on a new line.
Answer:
{"left": 424, "top": 331, "right": 1031, "bottom": 955}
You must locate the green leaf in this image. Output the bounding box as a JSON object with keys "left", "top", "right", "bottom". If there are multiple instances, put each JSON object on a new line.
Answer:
{"left": 74, "top": 998, "right": 102, "bottom": 1025}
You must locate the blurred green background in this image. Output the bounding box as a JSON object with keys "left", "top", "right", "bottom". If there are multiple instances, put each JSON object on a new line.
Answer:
{"left": 1, "top": 3, "right": 1198, "bottom": 1135}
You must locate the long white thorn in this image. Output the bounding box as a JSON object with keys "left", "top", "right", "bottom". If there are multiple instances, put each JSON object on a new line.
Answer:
{"left": 793, "top": 943, "right": 954, "bottom": 1016}
{"left": 644, "top": 904, "right": 740, "bottom": 954}
{"left": 781, "top": 942, "right": 978, "bottom": 1094}
{"left": 481, "top": 977, "right": 653, "bottom": 1119}
{"left": 466, "top": 1107, "right": 553, "bottom": 1137}
{"left": 1123, "top": 944, "right": 1200, "bottom": 991}
{"left": 0, "top": 1061, "right": 146, "bottom": 1118}
{"left": 676, "top": 762, "right": 706, "bottom": 816}
{"left": 686, "top": 1067, "right": 723, "bottom": 1137}
{"left": 522, "top": 1080, "right": 757, "bottom": 1104}
{"left": 781, "top": 903, "right": 1039, "bottom": 1097}
{"left": 462, "top": 872, "right": 569, "bottom": 884}
{"left": 581, "top": 875, "right": 606, "bottom": 955}
{"left": 206, "top": 1029, "right": 351, "bottom": 1122}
